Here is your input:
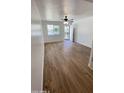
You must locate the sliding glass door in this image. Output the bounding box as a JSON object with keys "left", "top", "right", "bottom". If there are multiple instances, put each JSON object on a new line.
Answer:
{"left": 64, "top": 25, "right": 70, "bottom": 40}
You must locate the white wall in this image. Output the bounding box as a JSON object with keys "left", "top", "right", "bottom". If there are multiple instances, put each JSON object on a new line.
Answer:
{"left": 42, "top": 20, "right": 64, "bottom": 43}
{"left": 73, "top": 16, "right": 93, "bottom": 48}
{"left": 31, "top": 22, "right": 44, "bottom": 91}
{"left": 31, "top": 0, "right": 44, "bottom": 92}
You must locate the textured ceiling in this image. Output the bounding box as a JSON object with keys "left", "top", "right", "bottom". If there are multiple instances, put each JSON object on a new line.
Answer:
{"left": 32, "top": 0, "right": 93, "bottom": 21}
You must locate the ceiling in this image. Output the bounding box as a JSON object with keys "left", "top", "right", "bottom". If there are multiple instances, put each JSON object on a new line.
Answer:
{"left": 32, "top": 0, "right": 93, "bottom": 21}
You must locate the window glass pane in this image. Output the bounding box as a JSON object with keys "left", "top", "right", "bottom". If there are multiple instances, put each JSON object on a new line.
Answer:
{"left": 47, "top": 25, "right": 60, "bottom": 36}
{"left": 47, "top": 25, "right": 54, "bottom": 35}
{"left": 53, "top": 25, "right": 60, "bottom": 35}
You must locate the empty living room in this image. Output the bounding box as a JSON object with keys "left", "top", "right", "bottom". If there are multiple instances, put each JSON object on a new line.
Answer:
{"left": 32, "top": 0, "right": 93, "bottom": 93}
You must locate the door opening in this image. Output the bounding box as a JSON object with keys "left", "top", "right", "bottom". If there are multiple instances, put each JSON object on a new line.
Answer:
{"left": 64, "top": 25, "right": 70, "bottom": 40}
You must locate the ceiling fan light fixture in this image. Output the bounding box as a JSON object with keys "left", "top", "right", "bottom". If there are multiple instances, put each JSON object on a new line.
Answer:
{"left": 64, "top": 21, "right": 68, "bottom": 25}
{"left": 64, "top": 16, "right": 68, "bottom": 21}
{"left": 62, "top": 16, "right": 73, "bottom": 25}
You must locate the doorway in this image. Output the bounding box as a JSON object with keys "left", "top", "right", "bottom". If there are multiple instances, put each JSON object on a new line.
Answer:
{"left": 64, "top": 25, "right": 70, "bottom": 40}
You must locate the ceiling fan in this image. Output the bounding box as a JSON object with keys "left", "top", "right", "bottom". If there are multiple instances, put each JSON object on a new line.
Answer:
{"left": 61, "top": 16, "right": 74, "bottom": 25}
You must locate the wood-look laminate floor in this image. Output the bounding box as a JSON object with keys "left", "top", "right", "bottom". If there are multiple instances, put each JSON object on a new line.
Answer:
{"left": 43, "top": 40, "right": 93, "bottom": 93}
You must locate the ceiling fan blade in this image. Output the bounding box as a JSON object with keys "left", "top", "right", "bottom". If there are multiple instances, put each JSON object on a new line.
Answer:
{"left": 70, "top": 19, "right": 74, "bottom": 20}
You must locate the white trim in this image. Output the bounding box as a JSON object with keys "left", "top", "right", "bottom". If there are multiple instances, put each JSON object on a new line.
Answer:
{"left": 40, "top": 20, "right": 44, "bottom": 91}
{"left": 31, "top": 90, "right": 47, "bottom": 93}
{"left": 75, "top": 41, "right": 92, "bottom": 48}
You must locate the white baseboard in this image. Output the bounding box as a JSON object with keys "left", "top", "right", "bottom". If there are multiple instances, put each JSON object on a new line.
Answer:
{"left": 75, "top": 41, "right": 92, "bottom": 48}
{"left": 31, "top": 90, "right": 48, "bottom": 93}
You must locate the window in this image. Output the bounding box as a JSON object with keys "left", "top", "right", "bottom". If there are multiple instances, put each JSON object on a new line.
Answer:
{"left": 47, "top": 25, "right": 60, "bottom": 36}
